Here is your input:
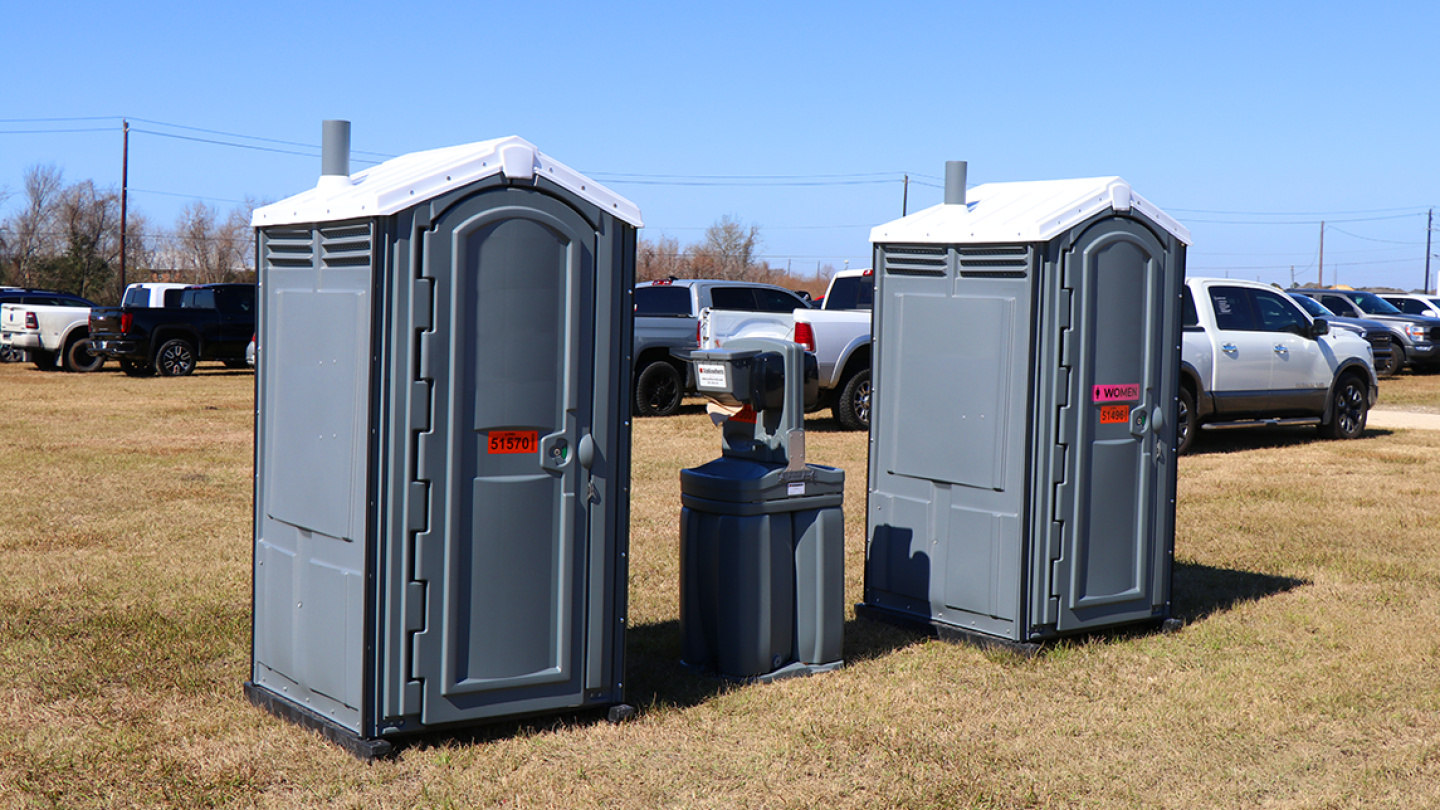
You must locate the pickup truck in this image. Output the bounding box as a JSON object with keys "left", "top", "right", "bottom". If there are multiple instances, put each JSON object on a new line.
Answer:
{"left": 0, "top": 288, "right": 101, "bottom": 371}
{"left": 89, "top": 283, "right": 257, "bottom": 377}
{"left": 1180, "top": 277, "right": 1377, "bottom": 454}
{"left": 791, "top": 268, "right": 873, "bottom": 430}
{"left": 632, "top": 278, "right": 813, "bottom": 416}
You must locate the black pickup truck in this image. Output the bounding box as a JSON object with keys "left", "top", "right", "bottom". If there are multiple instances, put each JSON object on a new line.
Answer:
{"left": 89, "top": 283, "right": 256, "bottom": 377}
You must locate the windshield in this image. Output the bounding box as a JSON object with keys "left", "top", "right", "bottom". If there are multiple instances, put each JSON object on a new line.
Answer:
{"left": 1349, "top": 290, "right": 1403, "bottom": 315}
{"left": 1290, "top": 294, "right": 1334, "bottom": 318}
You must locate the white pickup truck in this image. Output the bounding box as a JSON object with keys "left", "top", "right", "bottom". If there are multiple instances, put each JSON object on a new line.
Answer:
{"left": 1180, "top": 277, "right": 1377, "bottom": 453}
{"left": 792, "top": 268, "right": 873, "bottom": 430}
{"left": 1, "top": 290, "right": 101, "bottom": 371}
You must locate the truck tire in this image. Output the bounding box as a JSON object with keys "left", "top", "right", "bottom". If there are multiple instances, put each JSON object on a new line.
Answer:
{"left": 834, "top": 368, "right": 871, "bottom": 431}
{"left": 31, "top": 349, "right": 57, "bottom": 371}
{"left": 155, "top": 339, "right": 198, "bottom": 377}
{"left": 634, "top": 360, "right": 683, "bottom": 417}
{"left": 1373, "top": 339, "right": 1401, "bottom": 377}
{"left": 1177, "top": 387, "right": 1197, "bottom": 455}
{"left": 1387, "top": 342, "right": 1407, "bottom": 374}
{"left": 1319, "top": 373, "right": 1369, "bottom": 440}
{"left": 63, "top": 337, "right": 105, "bottom": 373}
{"left": 120, "top": 358, "right": 156, "bottom": 377}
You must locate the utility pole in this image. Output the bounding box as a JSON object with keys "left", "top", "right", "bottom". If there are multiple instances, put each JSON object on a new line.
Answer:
{"left": 1318, "top": 221, "right": 1324, "bottom": 287}
{"left": 1425, "top": 208, "right": 1433, "bottom": 294}
{"left": 902, "top": 174, "right": 909, "bottom": 217}
{"left": 120, "top": 119, "right": 129, "bottom": 292}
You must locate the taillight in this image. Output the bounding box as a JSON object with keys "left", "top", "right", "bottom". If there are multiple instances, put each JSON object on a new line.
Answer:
{"left": 120, "top": 312, "right": 133, "bottom": 334}
{"left": 696, "top": 320, "right": 702, "bottom": 347}
{"left": 25, "top": 312, "right": 38, "bottom": 329}
{"left": 794, "top": 320, "right": 816, "bottom": 352}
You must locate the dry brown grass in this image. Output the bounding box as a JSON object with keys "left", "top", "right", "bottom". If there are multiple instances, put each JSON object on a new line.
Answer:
{"left": 3, "top": 363, "right": 1440, "bottom": 808}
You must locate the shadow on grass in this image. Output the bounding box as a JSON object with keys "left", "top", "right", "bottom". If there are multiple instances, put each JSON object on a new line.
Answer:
{"left": 1186, "top": 426, "right": 1392, "bottom": 455}
{"left": 1171, "top": 560, "right": 1306, "bottom": 625}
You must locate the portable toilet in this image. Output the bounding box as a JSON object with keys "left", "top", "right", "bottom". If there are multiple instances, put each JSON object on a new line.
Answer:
{"left": 860, "top": 162, "right": 1190, "bottom": 646}
{"left": 246, "top": 122, "right": 641, "bottom": 757}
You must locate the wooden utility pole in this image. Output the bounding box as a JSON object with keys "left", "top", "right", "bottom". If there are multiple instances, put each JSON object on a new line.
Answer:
{"left": 119, "top": 119, "right": 129, "bottom": 292}
{"left": 1318, "top": 220, "right": 1324, "bottom": 286}
{"left": 1425, "top": 208, "right": 1433, "bottom": 294}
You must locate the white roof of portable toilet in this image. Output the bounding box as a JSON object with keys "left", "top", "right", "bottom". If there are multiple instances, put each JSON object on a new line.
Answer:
{"left": 253, "top": 136, "right": 643, "bottom": 228}
{"left": 870, "top": 176, "right": 1191, "bottom": 246}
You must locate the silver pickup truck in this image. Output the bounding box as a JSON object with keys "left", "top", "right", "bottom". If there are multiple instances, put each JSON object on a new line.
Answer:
{"left": 632, "top": 279, "right": 813, "bottom": 416}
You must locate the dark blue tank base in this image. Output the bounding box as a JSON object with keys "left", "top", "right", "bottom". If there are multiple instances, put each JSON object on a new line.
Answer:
{"left": 681, "top": 658, "right": 843, "bottom": 684}
{"left": 243, "top": 682, "right": 394, "bottom": 761}
{"left": 854, "top": 602, "right": 1043, "bottom": 657}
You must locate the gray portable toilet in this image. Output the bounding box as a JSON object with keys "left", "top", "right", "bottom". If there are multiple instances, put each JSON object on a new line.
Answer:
{"left": 246, "top": 122, "right": 642, "bottom": 757}
{"left": 860, "top": 163, "right": 1191, "bottom": 646}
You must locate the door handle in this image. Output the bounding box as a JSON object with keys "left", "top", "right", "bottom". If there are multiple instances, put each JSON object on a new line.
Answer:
{"left": 1221, "top": 343, "right": 1238, "bottom": 353}
{"left": 577, "top": 433, "right": 596, "bottom": 469}
{"left": 1273, "top": 345, "right": 1288, "bottom": 355}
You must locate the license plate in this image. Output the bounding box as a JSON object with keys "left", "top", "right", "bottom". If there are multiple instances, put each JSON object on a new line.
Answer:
{"left": 488, "top": 430, "right": 538, "bottom": 454}
{"left": 696, "top": 361, "right": 728, "bottom": 389}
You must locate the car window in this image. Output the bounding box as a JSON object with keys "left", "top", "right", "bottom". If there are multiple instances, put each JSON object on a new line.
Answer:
{"left": 1181, "top": 285, "right": 1199, "bottom": 328}
{"left": 824, "top": 276, "right": 874, "bottom": 311}
{"left": 1208, "top": 287, "right": 1259, "bottom": 331}
{"left": 1317, "top": 295, "right": 1357, "bottom": 316}
{"left": 1289, "top": 293, "right": 1332, "bottom": 318}
{"left": 634, "top": 286, "right": 693, "bottom": 316}
{"left": 709, "top": 287, "right": 757, "bottom": 311}
{"left": 1390, "top": 298, "right": 1427, "bottom": 315}
{"left": 163, "top": 288, "right": 184, "bottom": 307}
{"left": 753, "top": 288, "right": 809, "bottom": 313}
{"left": 219, "top": 286, "right": 255, "bottom": 312}
{"left": 1252, "top": 289, "right": 1309, "bottom": 334}
{"left": 183, "top": 289, "right": 217, "bottom": 309}
{"left": 1349, "top": 291, "right": 1403, "bottom": 316}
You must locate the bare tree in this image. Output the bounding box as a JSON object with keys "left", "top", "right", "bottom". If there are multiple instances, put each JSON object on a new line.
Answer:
{"left": 1, "top": 164, "right": 66, "bottom": 287}
{"left": 167, "top": 200, "right": 253, "bottom": 284}
{"left": 45, "top": 180, "right": 123, "bottom": 301}
{"left": 637, "top": 233, "right": 688, "bottom": 281}
{"left": 690, "top": 215, "right": 765, "bottom": 281}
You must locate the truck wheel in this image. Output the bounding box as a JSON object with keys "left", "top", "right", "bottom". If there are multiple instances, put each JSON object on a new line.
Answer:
{"left": 1177, "top": 387, "right": 1197, "bottom": 455}
{"left": 1319, "top": 374, "right": 1368, "bottom": 440}
{"left": 634, "top": 361, "right": 683, "bottom": 417}
{"left": 834, "top": 368, "right": 871, "bottom": 431}
{"left": 156, "top": 339, "right": 197, "bottom": 377}
{"left": 0, "top": 345, "right": 24, "bottom": 363}
{"left": 63, "top": 337, "right": 105, "bottom": 373}
{"left": 1387, "top": 343, "right": 1407, "bottom": 375}
{"left": 120, "top": 358, "right": 156, "bottom": 377}
{"left": 31, "top": 349, "right": 57, "bottom": 371}
{"left": 1373, "top": 339, "right": 1401, "bottom": 377}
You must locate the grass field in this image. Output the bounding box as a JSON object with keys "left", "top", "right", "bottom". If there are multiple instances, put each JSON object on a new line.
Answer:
{"left": 2, "top": 361, "right": 1439, "bottom": 809}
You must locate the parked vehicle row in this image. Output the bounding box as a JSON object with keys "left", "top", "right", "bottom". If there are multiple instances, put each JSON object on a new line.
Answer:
{"left": 1287, "top": 288, "right": 1440, "bottom": 374}
{"left": 90, "top": 283, "right": 256, "bottom": 377}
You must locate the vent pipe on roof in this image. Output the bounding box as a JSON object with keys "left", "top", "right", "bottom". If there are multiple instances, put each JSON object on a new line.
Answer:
{"left": 944, "top": 161, "right": 967, "bottom": 206}
{"left": 318, "top": 120, "right": 353, "bottom": 190}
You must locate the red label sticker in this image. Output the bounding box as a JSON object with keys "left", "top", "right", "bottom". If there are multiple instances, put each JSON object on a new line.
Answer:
{"left": 1100, "top": 405, "right": 1131, "bottom": 425}
{"left": 488, "top": 430, "right": 538, "bottom": 454}
{"left": 1093, "top": 383, "right": 1141, "bottom": 403}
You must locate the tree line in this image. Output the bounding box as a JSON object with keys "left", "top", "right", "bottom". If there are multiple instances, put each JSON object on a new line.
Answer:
{"left": 0, "top": 164, "right": 258, "bottom": 305}
{"left": 638, "top": 214, "right": 835, "bottom": 299}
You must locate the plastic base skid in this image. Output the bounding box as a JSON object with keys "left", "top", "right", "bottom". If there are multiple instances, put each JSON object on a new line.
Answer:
{"left": 243, "top": 681, "right": 395, "bottom": 761}
{"left": 854, "top": 602, "right": 1043, "bottom": 657}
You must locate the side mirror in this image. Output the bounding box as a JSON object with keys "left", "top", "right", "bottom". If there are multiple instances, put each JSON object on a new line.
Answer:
{"left": 1308, "top": 318, "right": 1330, "bottom": 340}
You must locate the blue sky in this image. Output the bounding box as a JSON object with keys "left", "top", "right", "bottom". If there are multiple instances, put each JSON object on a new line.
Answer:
{"left": 4, "top": 1, "right": 1438, "bottom": 290}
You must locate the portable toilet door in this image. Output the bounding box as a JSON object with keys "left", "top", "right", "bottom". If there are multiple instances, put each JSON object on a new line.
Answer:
{"left": 248, "top": 126, "right": 641, "bottom": 754}
{"left": 861, "top": 164, "right": 1190, "bottom": 644}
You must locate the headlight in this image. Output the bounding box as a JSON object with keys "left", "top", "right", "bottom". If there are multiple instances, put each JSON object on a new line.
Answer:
{"left": 1405, "top": 324, "right": 1428, "bottom": 341}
